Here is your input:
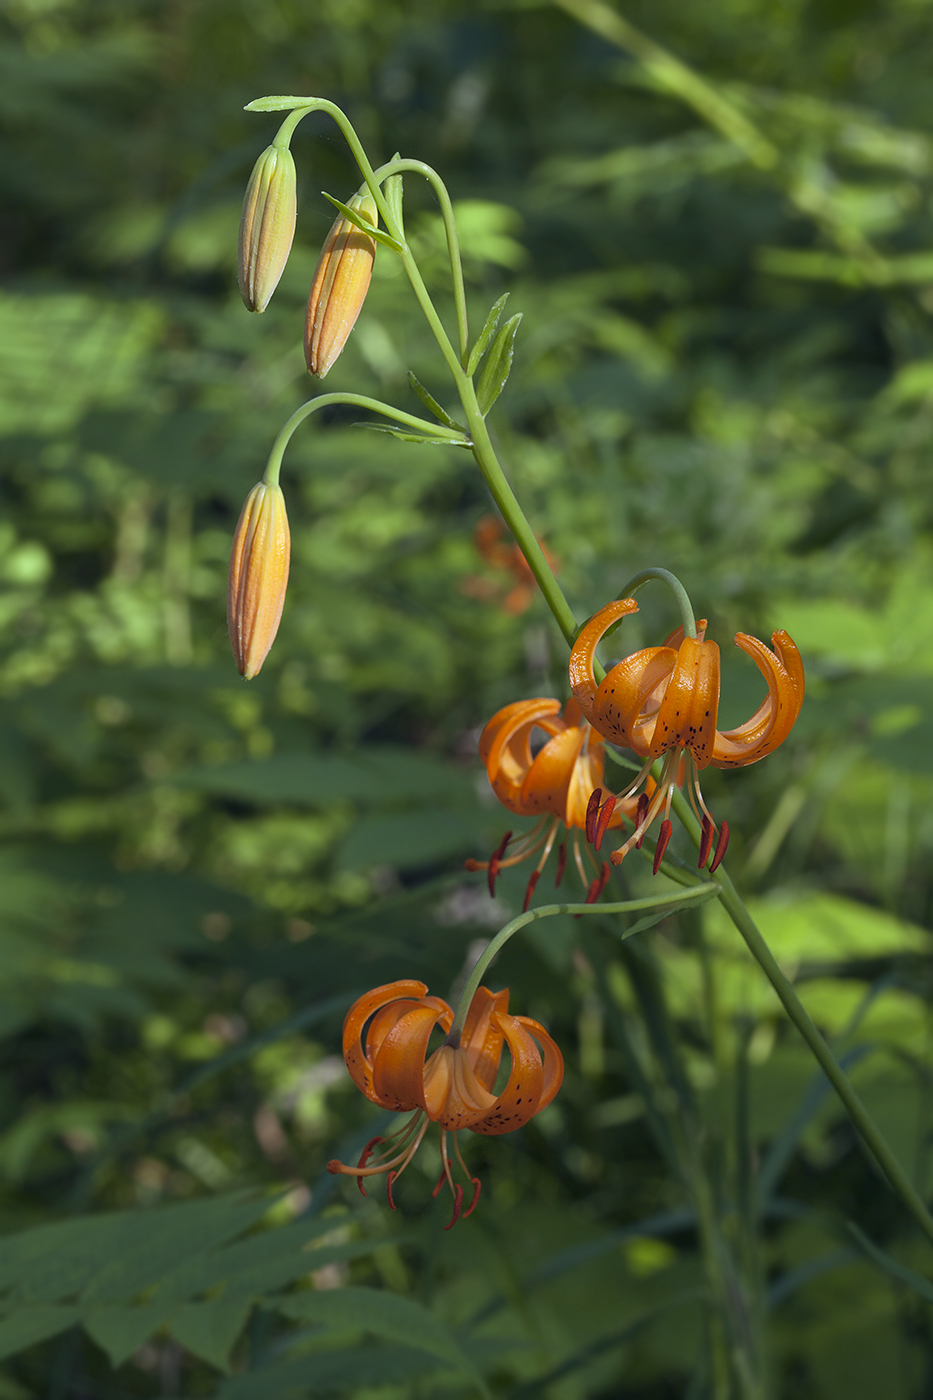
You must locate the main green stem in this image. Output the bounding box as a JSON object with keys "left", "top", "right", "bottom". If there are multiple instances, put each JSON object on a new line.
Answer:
{"left": 670, "top": 787, "right": 933, "bottom": 1249}
{"left": 264, "top": 94, "right": 933, "bottom": 1257}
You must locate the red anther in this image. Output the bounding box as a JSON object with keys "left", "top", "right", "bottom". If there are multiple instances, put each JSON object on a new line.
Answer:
{"left": 594, "top": 794, "right": 617, "bottom": 852}
{"left": 698, "top": 815, "right": 714, "bottom": 869}
{"left": 386, "top": 1170, "right": 397, "bottom": 1210}
{"left": 710, "top": 820, "right": 729, "bottom": 874}
{"left": 585, "top": 788, "right": 602, "bottom": 845}
{"left": 431, "top": 1168, "right": 448, "bottom": 1199}
{"left": 523, "top": 868, "right": 541, "bottom": 912}
{"left": 487, "top": 830, "right": 512, "bottom": 896}
{"left": 444, "top": 1183, "right": 465, "bottom": 1230}
{"left": 355, "top": 1135, "right": 384, "bottom": 1195}
{"left": 493, "top": 830, "right": 513, "bottom": 860}
{"left": 635, "top": 792, "right": 650, "bottom": 848}
{"left": 653, "top": 819, "right": 673, "bottom": 875}
{"left": 463, "top": 1177, "right": 482, "bottom": 1219}
{"left": 358, "top": 1136, "right": 383, "bottom": 1167}
{"left": 555, "top": 843, "right": 567, "bottom": 888}
{"left": 585, "top": 862, "right": 611, "bottom": 904}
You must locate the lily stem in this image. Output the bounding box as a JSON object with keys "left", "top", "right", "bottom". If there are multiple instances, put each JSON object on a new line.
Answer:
{"left": 670, "top": 785, "right": 933, "bottom": 1250}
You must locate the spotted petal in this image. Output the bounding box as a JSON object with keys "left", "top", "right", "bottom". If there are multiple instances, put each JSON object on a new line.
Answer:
{"left": 471, "top": 1010, "right": 564, "bottom": 1136}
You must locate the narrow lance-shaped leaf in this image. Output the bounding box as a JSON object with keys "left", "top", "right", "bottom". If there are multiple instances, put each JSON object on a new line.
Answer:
{"left": 244, "top": 96, "right": 316, "bottom": 113}
{"left": 407, "top": 371, "right": 466, "bottom": 430}
{"left": 359, "top": 424, "right": 471, "bottom": 448}
{"left": 466, "top": 292, "right": 509, "bottom": 376}
{"left": 384, "top": 157, "right": 405, "bottom": 235}
{"left": 322, "top": 193, "right": 404, "bottom": 253}
{"left": 475, "top": 313, "right": 523, "bottom": 416}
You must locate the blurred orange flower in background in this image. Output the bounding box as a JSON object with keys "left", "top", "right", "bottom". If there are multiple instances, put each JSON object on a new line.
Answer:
{"left": 460, "top": 515, "right": 558, "bottom": 615}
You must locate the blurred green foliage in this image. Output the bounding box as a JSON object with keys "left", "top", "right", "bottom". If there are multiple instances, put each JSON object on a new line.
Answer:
{"left": 2, "top": 0, "right": 933, "bottom": 1395}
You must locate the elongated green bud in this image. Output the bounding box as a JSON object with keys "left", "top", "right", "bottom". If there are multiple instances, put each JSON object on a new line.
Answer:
{"left": 305, "top": 193, "right": 377, "bottom": 377}
{"left": 238, "top": 145, "right": 297, "bottom": 313}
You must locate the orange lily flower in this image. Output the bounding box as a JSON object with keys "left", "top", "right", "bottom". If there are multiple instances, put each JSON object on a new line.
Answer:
{"left": 569, "top": 599, "right": 804, "bottom": 872}
{"left": 466, "top": 696, "right": 643, "bottom": 908}
{"left": 327, "top": 980, "right": 563, "bottom": 1226}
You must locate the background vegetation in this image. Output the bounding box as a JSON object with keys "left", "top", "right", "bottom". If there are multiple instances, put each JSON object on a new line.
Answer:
{"left": 2, "top": 0, "right": 933, "bottom": 1394}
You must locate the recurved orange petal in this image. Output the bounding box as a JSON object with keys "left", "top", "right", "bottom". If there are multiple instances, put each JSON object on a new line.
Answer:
{"left": 520, "top": 723, "right": 588, "bottom": 821}
{"left": 568, "top": 598, "right": 640, "bottom": 725}
{"left": 460, "top": 987, "right": 509, "bottom": 1092}
{"left": 712, "top": 630, "right": 804, "bottom": 767}
{"left": 372, "top": 1004, "right": 451, "bottom": 1114}
{"left": 342, "top": 980, "right": 429, "bottom": 1104}
{"left": 471, "top": 1011, "right": 547, "bottom": 1136}
{"left": 480, "top": 698, "right": 563, "bottom": 814}
{"left": 515, "top": 1014, "right": 564, "bottom": 1111}
{"left": 593, "top": 646, "right": 678, "bottom": 749}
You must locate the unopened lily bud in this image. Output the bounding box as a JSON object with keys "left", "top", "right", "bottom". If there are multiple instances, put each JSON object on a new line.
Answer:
{"left": 305, "top": 192, "right": 378, "bottom": 377}
{"left": 238, "top": 145, "right": 297, "bottom": 313}
{"left": 227, "top": 482, "right": 290, "bottom": 679}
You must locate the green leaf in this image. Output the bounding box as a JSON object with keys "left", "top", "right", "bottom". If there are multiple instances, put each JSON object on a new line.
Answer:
{"left": 83, "top": 1303, "right": 173, "bottom": 1368}
{"left": 406, "top": 371, "right": 465, "bottom": 431}
{"left": 214, "top": 1345, "right": 449, "bottom": 1400}
{"left": 359, "top": 424, "right": 470, "bottom": 448}
{"left": 170, "top": 748, "right": 475, "bottom": 808}
{"left": 466, "top": 292, "right": 509, "bottom": 376}
{"left": 79, "top": 1193, "right": 273, "bottom": 1304}
{"left": 756, "top": 1047, "right": 869, "bottom": 1206}
{"left": 275, "top": 1287, "right": 473, "bottom": 1369}
{"left": 339, "top": 808, "right": 484, "bottom": 871}
{"left": 321, "top": 193, "right": 404, "bottom": 252}
{"left": 168, "top": 1298, "right": 253, "bottom": 1372}
{"left": 152, "top": 1226, "right": 377, "bottom": 1305}
{"left": 475, "top": 313, "right": 522, "bottom": 416}
{"left": 384, "top": 158, "right": 404, "bottom": 235}
{"left": 0, "top": 1307, "right": 80, "bottom": 1361}
{"left": 244, "top": 96, "right": 316, "bottom": 113}
{"left": 847, "top": 1223, "right": 933, "bottom": 1303}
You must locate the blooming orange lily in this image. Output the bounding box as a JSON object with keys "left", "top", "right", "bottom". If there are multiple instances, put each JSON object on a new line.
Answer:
{"left": 327, "top": 980, "right": 563, "bottom": 1226}
{"left": 569, "top": 599, "right": 804, "bottom": 872}
{"left": 466, "top": 696, "right": 643, "bottom": 908}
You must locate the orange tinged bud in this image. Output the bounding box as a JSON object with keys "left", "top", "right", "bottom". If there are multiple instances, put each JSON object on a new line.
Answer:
{"left": 227, "top": 483, "right": 290, "bottom": 679}
{"left": 238, "top": 145, "right": 297, "bottom": 313}
{"left": 305, "top": 192, "right": 377, "bottom": 378}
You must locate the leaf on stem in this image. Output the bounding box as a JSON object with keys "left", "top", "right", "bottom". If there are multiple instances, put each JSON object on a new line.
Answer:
{"left": 407, "top": 371, "right": 465, "bottom": 431}
{"left": 475, "top": 313, "right": 522, "bottom": 416}
{"left": 357, "top": 424, "right": 471, "bottom": 448}
{"left": 466, "top": 293, "right": 509, "bottom": 376}
{"left": 322, "top": 193, "right": 404, "bottom": 252}
{"left": 384, "top": 157, "right": 405, "bottom": 235}
{"left": 244, "top": 96, "right": 317, "bottom": 112}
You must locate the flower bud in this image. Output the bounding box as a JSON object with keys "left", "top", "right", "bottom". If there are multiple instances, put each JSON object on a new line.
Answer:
{"left": 305, "top": 193, "right": 378, "bottom": 377}
{"left": 237, "top": 145, "right": 297, "bottom": 313}
{"left": 227, "top": 483, "right": 290, "bottom": 679}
